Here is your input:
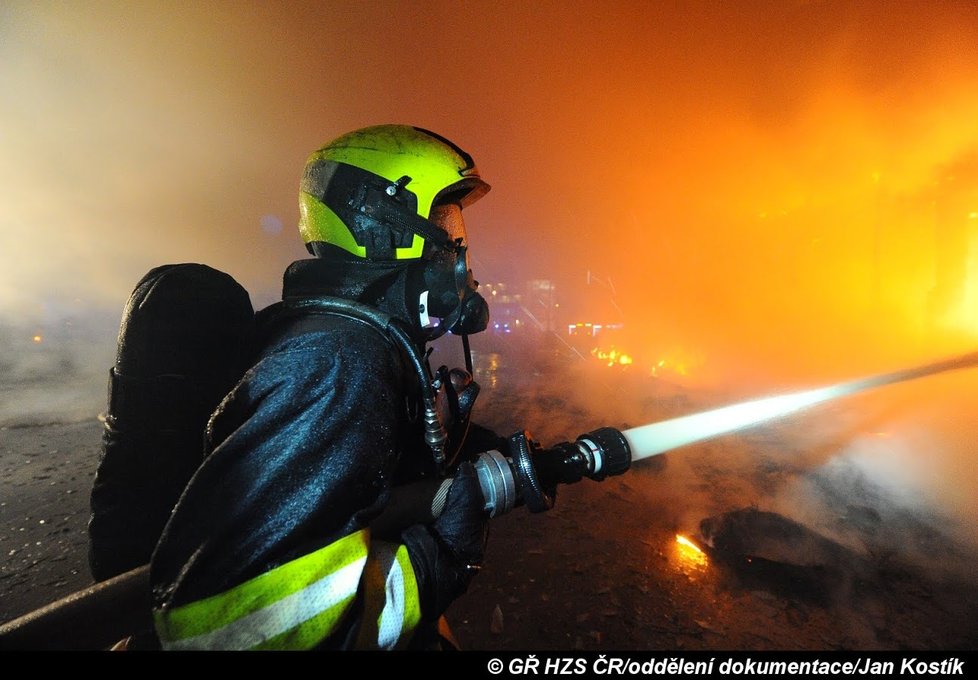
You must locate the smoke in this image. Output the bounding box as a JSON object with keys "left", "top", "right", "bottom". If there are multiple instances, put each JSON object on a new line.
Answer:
{"left": 0, "top": 2, "right": 308, "bottom": 318}
{"left": 0, "top": 311, "right": 116, "bottom": 427}
{"left": 5, "top": 2, "right": 978, "bottom": 350}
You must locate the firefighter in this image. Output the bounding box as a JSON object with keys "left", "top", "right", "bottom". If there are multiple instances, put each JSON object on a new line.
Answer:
{"left": 150, "top": 125, "right": 497, "bottom": 650}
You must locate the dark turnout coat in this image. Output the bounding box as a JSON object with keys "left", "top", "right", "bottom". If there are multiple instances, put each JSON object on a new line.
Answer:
{"left": 149, "top": 259, "right": 459, "bottom": 649}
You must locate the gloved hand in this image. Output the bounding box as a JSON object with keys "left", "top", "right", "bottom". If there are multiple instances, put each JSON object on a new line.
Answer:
{"left": 401, "top": 462, "right": 489, "bottom": 619}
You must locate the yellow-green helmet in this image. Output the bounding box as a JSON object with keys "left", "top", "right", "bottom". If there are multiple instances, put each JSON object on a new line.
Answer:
{"left": 298, "top": 125, "right": 490, "bottom": 261}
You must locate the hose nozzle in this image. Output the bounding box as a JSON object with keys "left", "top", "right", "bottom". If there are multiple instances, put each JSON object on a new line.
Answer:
{"left": 472, "top": 427, "right": 633, "bottom": 517}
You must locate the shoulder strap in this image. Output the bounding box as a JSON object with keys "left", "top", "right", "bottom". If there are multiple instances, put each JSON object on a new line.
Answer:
{"left": 259, "top": 296, "right": 449, "bottom": 471}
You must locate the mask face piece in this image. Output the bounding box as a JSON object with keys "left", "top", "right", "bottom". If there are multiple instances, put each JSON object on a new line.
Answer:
{"left": 448, "top": 288, "right": 490, "bottom": 335}
{"left": 420, "top": 203, "right": 490, "bottom": 336}
{"left": 422, "top": 248, "right": 464, "bottom": 317}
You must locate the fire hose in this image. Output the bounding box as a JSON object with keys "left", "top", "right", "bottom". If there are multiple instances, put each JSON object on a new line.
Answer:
{"left": 2, "top": 350, "right": 977, "bottom": 649}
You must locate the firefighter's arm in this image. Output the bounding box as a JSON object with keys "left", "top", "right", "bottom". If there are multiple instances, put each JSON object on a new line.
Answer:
{"left": 151, "top": 465, "right": 489, "bottom": 651}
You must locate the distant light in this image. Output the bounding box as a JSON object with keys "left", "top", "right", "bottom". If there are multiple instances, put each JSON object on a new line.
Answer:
{"left": 32, "top": 335, "right": 42, "bottom": 344}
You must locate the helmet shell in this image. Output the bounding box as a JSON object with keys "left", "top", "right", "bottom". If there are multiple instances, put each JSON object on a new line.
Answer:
{"left": 299, "top": 125, "right": 489, "bottom": 260}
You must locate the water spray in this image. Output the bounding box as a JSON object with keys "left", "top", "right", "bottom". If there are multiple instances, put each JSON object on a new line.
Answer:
{"left": 465, "top": 350, "right": 978, "bottom": 518}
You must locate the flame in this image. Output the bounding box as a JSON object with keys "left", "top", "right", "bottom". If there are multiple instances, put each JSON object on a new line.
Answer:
{"left": 676, "top": 534, "right": 705, "bottom": 554}
{"left": 674, "top": 534, "right": 709, "bottom": 570}
{"left": 651, "top": 357, "right": 687, "bottom": 377}
{"left": 591, "top": 347, "right": 634, "bottom": 367}
{"left": 590, "top": 345, "right": 703, "bottom": 376}
{"left": 650, "top": 356, "right": 693, "bottom": 377}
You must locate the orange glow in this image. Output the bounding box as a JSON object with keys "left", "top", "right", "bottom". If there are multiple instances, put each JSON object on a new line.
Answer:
{"left": 32, "top": 335, "right": 42, "bottom": 344}
{"left": 3, "top": 1, "right": 978, "bottom": 392}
